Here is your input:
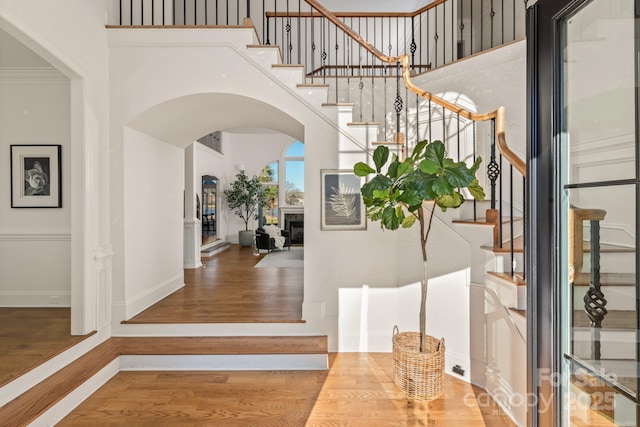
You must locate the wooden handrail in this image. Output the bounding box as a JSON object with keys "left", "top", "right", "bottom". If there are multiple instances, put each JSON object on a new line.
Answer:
{"left": 266, "top": 0, "right": 447, "bottom": 19}
{"left": 569, "top": 207, "right": 607, "bottom": 284}
{"left": 303, "top": 0, "right": 527, "bottom": 177}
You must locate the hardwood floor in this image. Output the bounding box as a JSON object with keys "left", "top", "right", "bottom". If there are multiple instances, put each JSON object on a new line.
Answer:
{"left": 59, "top": 353, "right": 516, "bottom": 427}
{"left": 124, "top": 244, "right": 304, "bottom": 323}
{"left": 0, "top": 308, "right": 92, "bottom": 387}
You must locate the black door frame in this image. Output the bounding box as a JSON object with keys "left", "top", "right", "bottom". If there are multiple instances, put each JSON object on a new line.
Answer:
{"left": 527, "top": 0, "right": 640, "bottom": 425}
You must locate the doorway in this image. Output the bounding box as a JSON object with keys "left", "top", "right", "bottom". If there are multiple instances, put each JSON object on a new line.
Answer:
{"left": 201, "top": 175, "right": 218, "bottom": 245}
{"left": 528, "top": 0, "right": 640, "bottom": 424}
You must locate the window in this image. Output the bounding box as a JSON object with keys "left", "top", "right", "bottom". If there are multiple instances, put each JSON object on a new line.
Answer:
{"left": 285, "top": 141, "right": 304, "bottom": 206}
{"left": 259, "top": 161, "right": 278, "bottom": 226}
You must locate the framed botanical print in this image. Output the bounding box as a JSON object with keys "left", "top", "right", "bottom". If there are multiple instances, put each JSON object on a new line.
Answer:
{"left": 320, "top": 169, "right": 366, "bottom": 230}
{"left": 11, "top": 145, "right": 62, "bottom": 208}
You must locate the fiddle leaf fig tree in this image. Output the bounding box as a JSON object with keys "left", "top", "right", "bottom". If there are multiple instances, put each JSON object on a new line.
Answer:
{"left": 224, "top": 170, "right": 268, "bottom": 231}
{"left": 354, "top": 140, "right": 485, "bottom": 352}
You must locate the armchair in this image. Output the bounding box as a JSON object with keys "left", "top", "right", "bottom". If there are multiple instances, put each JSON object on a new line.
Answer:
{"left": 255, "top": 226, "right": 291, "bottom": 253}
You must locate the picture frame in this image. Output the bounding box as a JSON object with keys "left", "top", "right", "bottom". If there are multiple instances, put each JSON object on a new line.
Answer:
{"left": 10, "top": 145, "right": 62, "bottom": 208}
{"left": 321, "top": 169, "right": 366, "bottom": 230}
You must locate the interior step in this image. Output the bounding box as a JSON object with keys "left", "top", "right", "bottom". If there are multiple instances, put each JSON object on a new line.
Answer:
{"left": 486, "top": 271, "right": 526, "bottom": 310}
{"left": 0, "top": 336, "right": 328, "bottom": 426}
{"left": 573, "top": 310, "right": 636, "bottom": 330}
{"left": 481, "top": 235, "right": 524, "bottom": 254}
{"left": 201, "top": 241, "right": 231, "bottom": 258}
{"left": 573, "top": 272, "right": 635, "bottom": 286}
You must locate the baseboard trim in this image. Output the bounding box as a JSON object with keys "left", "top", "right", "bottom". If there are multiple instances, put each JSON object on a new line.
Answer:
{"left": 120, "top": 353, "right": 328, "bottom": 371}
{"left": 124, "top": 274, "right": 184, "bottom": 319}
{"left": 0, "top": 290, "right": 71, "bottom": 307}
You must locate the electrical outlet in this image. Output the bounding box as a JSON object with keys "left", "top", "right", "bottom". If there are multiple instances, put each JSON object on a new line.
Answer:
{"left": 49, "top": 296, "right": 60, "bottom": 304}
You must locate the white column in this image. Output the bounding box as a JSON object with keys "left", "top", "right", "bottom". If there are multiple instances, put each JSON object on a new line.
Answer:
{"left": 183, "top": 143, "right": 202, "bottom": 269}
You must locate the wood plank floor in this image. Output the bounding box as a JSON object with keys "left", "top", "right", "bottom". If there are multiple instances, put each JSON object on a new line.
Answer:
{"left": 59, "top": 353, "right": 516, "bottom": 427}
{"left": 125, "top": 244, "right": 303, "bottom": 323}
{"left": 0, "top": 308, "right": 92, "bottom": 387}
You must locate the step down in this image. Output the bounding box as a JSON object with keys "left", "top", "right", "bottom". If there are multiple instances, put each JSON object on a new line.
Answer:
{"left": 481, "top": 235, "right": 524, "bottom": 253}
{"left": 201, "top": 241, "right": 231, "bottom": 258}
{"left": 0, "top": 336, "right": 328, "bottom": 426}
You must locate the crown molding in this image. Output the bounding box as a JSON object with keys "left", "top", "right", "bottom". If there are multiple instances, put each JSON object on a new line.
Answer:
{"left": 0, "top": 67, "right": 68, "bottom": 83}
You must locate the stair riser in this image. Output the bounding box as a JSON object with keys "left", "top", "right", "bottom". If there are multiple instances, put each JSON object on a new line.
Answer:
{"left": 488, "top": 253, "right": 524, "bottom": 275}
{"left": 582, "top": 251, "right": 635, "bottom": 275}
{"left": 269, "top": 67, "right": 305, "bottom": 88}
{"left": 296, "top": 87, "right": 329, "bottom": 106}
{"left": 245, "top": 47, "right": 281, "bottom": 69}
{"left": 572, "top": 330, "right": 636, "bottom": 360}
{"left": 573, "top": 285, "right": 635, "bottom": 311}
{"left": 485, "top": 275, "right": 526, "bottom": 311}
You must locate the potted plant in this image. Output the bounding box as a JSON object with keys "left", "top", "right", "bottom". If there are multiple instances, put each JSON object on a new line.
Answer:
{"left": 224, "top": 170, "right": 268, "bottom": 246}
{"left": 353, "top": 140, "right": 484, "bottom": 401}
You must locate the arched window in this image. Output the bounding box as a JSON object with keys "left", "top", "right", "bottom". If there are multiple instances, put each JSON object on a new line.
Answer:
{"left": 258, "top": 161, "right": 278, "bottom": 226}
{"left": 284, "top": 141, "right": 304, "bottom": 206}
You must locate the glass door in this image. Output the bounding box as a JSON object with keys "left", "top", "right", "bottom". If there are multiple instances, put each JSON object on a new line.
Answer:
{"left": 558, "top": 0, "right": 639, "bottom": 425}
{"left": 202, "top": 175, "right": 218, "bottom": 244}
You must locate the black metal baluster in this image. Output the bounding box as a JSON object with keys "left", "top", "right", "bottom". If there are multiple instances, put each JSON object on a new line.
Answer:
{"left": 473, "top": 120, "right": 477, "bottom": 220}
{"left": 499, "top": 153, "right": 503, "bottom": 248}
{"left": 297, "top": 0, "right": 301, "bottom": 64}
{"left": 310, "top": 10, "right": 315, "bottom": 82}
{"left": 419, "top": 10, "right": 423, "bottom": 71}
{"left": 509, "top": 164, "right": 514, "bottom": 276}
{"left": 205, "top": 0, "right": 208, "bottom": 25}
{"left": 410, "top": 17, "right": 417, "bottom": 70}
{"left": 119, "top": 0, "right": 123, "bottom": 25}
{"left": 490, "top": 0, "right": 495, "bottom": 48}
{"left": 470, "top": 0, "right": 474, "bottom": 55}
{"left": 459, "top": 0, "right": 464, "bottom": 58}
{"left": 450, "top": 0, "right": 454, "bottom": 62}
{"left": 246, "top": 0, "right": 250, "bottom": 19}
{"left": 487, "top": 119, "right": 499, "bottom": 211}
{"left": 321, "top": 17, "right": 326, "bottom": 84}
{"left": 194, "top": 0, "right": 197, "bottom": 25}
{"left": 183, "top": 0, "right": 186, "bottom": 24}
{"left": 130, "top": 0, "right": 133, "bottom": 25}
{"left": 434, "top": 7, "right": 438, "bottom": 68}
{"left": 141, "top": 0, "right": 143, "bottom": 24}
{"left": 395, "top": 63, "right": 402, "bottom": 136}
{"left": 480, "top": 0, "right": 484, "bottom": 51}
{"left": 443, "top": 2, "right": 446, "bottom": 64}
{"left": 501, "top": 0, "right": 505, "bottom": 45}
{"left": 335, "top": 23, "right": 339, "bottom": 103}
{"left": 266, "top": 12, "right": 270, "bottom": 44}
{"left": 457, "top": 113, "right": 461, "bottom": 162}
{"left": 286, "top": 0, "right": 291, "bottom": 64}
{"left": 215, "top": 0, "right": 219, "bottom": 25}
{"left": 163, "top": 0, "right": 165, "bottom": 25}
{"left": 152, "top": 0, "right": 155, "bottom": 25}
{"left": 584, "top": 220, "right": 607, "bottom": 361}
{"left": 428, "top": 100, "right": 432, "bottom": 142}
{"left": 236, "top": 0, "right": 239, "bottom": 25}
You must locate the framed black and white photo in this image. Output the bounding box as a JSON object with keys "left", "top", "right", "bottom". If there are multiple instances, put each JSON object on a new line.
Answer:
{"left": 11, "top": 145, "right": 62, "bottom": 208}
{"left": 321, "top": 169, "right": 366, "bottom": 231}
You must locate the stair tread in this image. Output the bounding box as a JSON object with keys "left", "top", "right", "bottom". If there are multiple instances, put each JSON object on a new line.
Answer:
{"left": 453, "top": 216, "right": 523, "bottom": 226}
{"left": 508, "top": 307, "right": 526, "bottom": 318}
{"left": 573, "top": 272, "right": 635, "bottom": 286}
{"left": 372, "top": 141, "right": 404, "bottom": 145}
{"left": 322, "top": 102, "right": 355, "bottom": 107}
{"left": 246, "top": 44, "right": 280, "bottom": 49}
{"left": 481, "top": 235, "right": 524, "bottom": 253}
{"left": 272, "top": 64, "right": 304, "bottom": 68}
{"left": 573, "top": 309, "right": 636, "bottom": 330}
{"left": 297, "top": 83, "right": 329, "bottom": 88}
{"left": 487, "top": 271, "right": 526, "bottom": 286}
{"left": 347, "top": 121, "right": 380, "bottom": 126}
{"left": 583, "top": 240, "right": 635, "bottom": 253}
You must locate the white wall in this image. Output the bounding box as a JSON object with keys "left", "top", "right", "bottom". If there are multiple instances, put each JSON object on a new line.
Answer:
{"left": 0, "top": 70, "right": 72, "bottom": 306}
{"left": 119, "top": 127, "right": 185, "bottom": 320}
{"left": 0, "top": 0, "right": 112, "bottom": 334}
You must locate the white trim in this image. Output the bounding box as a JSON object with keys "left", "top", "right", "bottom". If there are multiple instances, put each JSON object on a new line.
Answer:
{"left": 0, "top": 232, "right": 71, "bottom": 241}
{"left": 119, "top": 354, "right": 328, "bottom": 371}
{"left": 0, "top": 67, "right": 68, "bottom": 83}
{"left": 0, "top": 291, "right": 71, "bottom": 307}
{"left": 29, "top": 359, "right": 120, "bottom": 427}
{"left": 124, "top": 274, "right": 184, "bottom": 320}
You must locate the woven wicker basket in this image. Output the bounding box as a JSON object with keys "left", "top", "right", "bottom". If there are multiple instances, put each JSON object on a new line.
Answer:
{"left": 392, "top": 325, "right": 445, "bottom": 402}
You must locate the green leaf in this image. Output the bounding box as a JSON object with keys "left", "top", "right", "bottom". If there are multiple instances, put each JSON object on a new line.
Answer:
{"left": 401, "top": 214, "right": 417, "bottom": 228}
{"left": 437, "top": 191, "right": 464, "bottom": 210}
{"left": 354, "top": 162, "right": 375, "bottom": 177}
{"left": 395, "top": 205, "right": 405, "bottom": 223}
{"left": 373, "top": 146, "right": 389, "bottom": 173}
{"left": 444, "top": 162, "right": 475, "bottom": 188}
{"left": 470, "top": 157, "right": 482, "bottom": 174}
{"left": 361, "top": 175, "right": 392, "bottom": 198}
{"left": 468, "top": 178, "right": 486, "bottom": 201}
{"left": 373, "top": 189, "right": 390, "bottom": 199}
{"left": 382, "top": 206, "right": 400, "bottom": 230}
{"left": 396, "top": 189, "right": 423, "bottom": 207}
{"left": 432, "top": 175, "right": 454, "bottom": 196}
{"left": 424, "top": 141, "right": 445, "bottom": 166}
{"left": 418, "top": 158, "right": 440, "bottom": 174}
{"left": 411, "top": 140, "right": 429, "bottom": 159}
{"left": 397, "top": 160, "right": 414, "bottom": 177}
{"left": 387, "top": 155, "right": 400, "bottom": 179}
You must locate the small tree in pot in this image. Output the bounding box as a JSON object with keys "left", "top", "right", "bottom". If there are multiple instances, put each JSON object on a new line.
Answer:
{"left": 354, "top": 140, "right": 484, "bottom": 401}
{"left": 224, "top": 170, "right": 268, "bottom": 246}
